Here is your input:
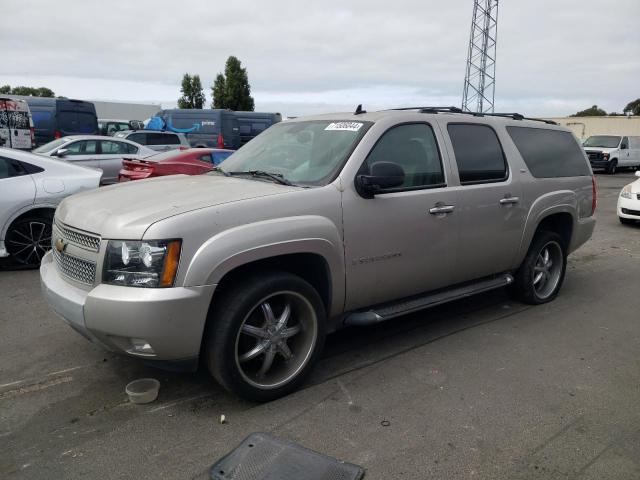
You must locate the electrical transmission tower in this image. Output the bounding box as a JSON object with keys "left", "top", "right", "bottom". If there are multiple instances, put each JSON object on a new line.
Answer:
{"left": 461, "top": 0, "right": 499, "bottom": 113}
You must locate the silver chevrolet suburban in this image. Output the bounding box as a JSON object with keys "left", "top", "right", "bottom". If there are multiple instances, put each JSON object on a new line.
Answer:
{"left": 40, "top": 107, "right": 596, "bottom": 401}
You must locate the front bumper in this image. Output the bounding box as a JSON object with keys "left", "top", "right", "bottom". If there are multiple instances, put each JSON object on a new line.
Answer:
{"left": 40, "top": 251, "right": 216, "bottom": 363}
{"left": 618, "top": 196, "right": 640, "bottom": 219}
{"left": 589, "top": 159, "right": 612, "bottom": 169}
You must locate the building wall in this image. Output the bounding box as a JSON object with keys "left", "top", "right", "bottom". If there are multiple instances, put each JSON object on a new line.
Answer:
{"left": 91, "top": 101, "right": 161, "bottom": 121}
{"left": 546, "top": 116, "right": 640, "bottom": 140}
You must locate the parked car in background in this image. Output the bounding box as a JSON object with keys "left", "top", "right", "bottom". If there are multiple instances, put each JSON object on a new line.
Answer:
{"left": 19, "top": 97, "right": 98, "bottom": 147}
{"left": 149, "top": 109, "right": 281, "bottom": 149}
{"left": 113, "top": 130, "right": 189, "bottom": 152}
{"left": 41, "top": 108, "right": 595, "bottom": 401}
{"left": 33, "top": 135, "right": 156, "bottom": 184}
{"left": 618, "top": 170, "right": 640, "bottom": 225}
{"left": 1, "top": 147, "right": 101, "bottom": 266}
{"left": 0, "top": 97, "right": 34, "bottom": 150}
{"left": 583, "top": 135, "right": 640, "bottom": 174}
{"left": 118, "top": 148, "right": 234, "bottom": 182}
{"left": 98, "top": 119, "right": 145, "bottom": 136}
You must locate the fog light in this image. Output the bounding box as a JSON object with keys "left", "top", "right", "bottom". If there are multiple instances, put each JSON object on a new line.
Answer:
{"left": 130, "top": 338, "right": 155, "bottom": 355}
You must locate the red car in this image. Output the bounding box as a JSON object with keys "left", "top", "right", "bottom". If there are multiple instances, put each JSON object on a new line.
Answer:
{"left": 118, "top": 148, "right": 234, "bottom": 182}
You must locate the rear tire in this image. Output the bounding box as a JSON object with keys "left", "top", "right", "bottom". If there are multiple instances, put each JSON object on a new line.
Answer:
{"left": 511, "top": 231, "right": 567, "bottom": 305}
{"left": 5, "top": 213, "right": 54, "bottom": 267}
{"left": 204, "top": 271, "right": 326, "bottom": 402}
{"left": 606, "top": 160, "right": 618, "bottom": 174}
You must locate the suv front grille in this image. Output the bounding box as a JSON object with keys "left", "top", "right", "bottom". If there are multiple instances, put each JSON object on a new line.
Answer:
{"left": 54, "top": 220, "right": 101, "bottom": 252}
{"left": 52, "top": 247, "right": 96, "bottom": 285}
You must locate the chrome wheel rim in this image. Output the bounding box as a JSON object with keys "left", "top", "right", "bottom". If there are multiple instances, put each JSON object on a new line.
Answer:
{"left": 532, "top": 241, "right": 563, "bottom": 299}
{"left": 235, "top": 291, "right": 317, "bottom": 390}
{"left": 6, "top": 221, "right": 52, "bottom": 265}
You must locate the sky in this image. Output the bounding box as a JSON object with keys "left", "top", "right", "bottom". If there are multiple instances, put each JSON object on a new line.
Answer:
{"left": 2, "top": 0, "right": 639, "bottom": 118}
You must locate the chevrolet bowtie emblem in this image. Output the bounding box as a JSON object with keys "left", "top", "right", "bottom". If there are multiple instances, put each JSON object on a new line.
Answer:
{"left": 55, "top": 238, "right": 66, "bottom": 253}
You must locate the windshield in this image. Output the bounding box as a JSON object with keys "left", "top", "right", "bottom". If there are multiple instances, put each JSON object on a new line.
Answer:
{"left": 218, "top": 120, "right": 371, "bottom": 186}
{"left": 583, "top": 135, "right": 621, "bottom": 148}
{"left": 33, "top": 138, "right": 68, "bottom": 153}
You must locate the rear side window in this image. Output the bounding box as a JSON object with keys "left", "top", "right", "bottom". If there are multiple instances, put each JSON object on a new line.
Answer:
{"left": 101, "top": 140, "right": 132, "bottom": 154}
{"left": 447, "top": 124, "right": 508, "bottom": 184}
{"left": 507, "top": 127, "right": 590, "bottom": 178}
{"left": 0, "top": 157, "right": 29, "bottom": 179}
{"left": 65, "top": 140, "right": 97, "bottom": 155}
{"left": 161, "top": 133, "right": 180, "bottom": 145}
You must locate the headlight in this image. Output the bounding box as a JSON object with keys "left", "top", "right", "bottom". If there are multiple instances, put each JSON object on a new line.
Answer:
{"left": 603, "top": 153, "right": 610, "bottom": 159}
{"left": 620, "top": 185, "right": 632, "bottom": 199}
{"left": 103, "top": 239, "right": 181, "bottom": 288}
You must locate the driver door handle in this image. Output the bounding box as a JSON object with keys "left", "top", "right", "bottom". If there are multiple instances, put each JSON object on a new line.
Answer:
{"left": 500, "top": 196, "right": 520, "bottom": 205}
{"left": 429, "top": 204, "right": 455, "bottom": 215}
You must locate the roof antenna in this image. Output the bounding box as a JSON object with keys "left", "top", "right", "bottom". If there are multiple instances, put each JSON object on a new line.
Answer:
{"left": 354, "top": 104, "right": 366, "bottom": 115}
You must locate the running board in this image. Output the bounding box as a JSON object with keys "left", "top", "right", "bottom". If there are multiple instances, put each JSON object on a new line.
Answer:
{"left": 344, "top": 274, "right": 514, "bottom": 326}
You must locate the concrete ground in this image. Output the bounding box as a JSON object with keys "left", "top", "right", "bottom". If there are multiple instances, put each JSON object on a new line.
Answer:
{"left": 1, "top": 172, "right": 639, "bottom": 480}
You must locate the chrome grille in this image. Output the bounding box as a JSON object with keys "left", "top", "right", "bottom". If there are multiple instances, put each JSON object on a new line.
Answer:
{"left": 54, "top": 220, "right": 101, "bottom": 251}
{"left": 52, "top": 247, "right": 96, "bottom": 285}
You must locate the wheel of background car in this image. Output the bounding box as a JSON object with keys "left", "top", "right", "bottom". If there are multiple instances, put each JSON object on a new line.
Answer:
{"left": 606, "top": 160, "right": 617, "bottom": 175}
{"left": 5, "top": 213, "right": 54, "bottom": 267}
{"left": 204, "top": 271, "right": 326, "bottom": 402}
{"left": 510, "top": 230, "right": 567, "bottom": 305}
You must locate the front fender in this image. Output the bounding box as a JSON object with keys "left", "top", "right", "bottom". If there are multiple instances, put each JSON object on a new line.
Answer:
{"left": 516, "top": 190, "right": 577, "bottom": 264}
{"left": 182, "top": 215, "right": 345, "bottom": 316}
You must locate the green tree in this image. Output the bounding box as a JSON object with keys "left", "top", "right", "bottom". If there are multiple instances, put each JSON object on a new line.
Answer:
{"left": 1, "top": 85, "right": 55, "bottom": 97}
{"left": 211, "top": 74, "right": 226, "bottom": 109}
{"left": 570, "top": 105, "right": 607, "bottom": 117}
{"left": 177, "top": 73, "right": 205, "bottom": 109}
{"left": 211, "top": 56, "right": 254, "bottom": 111}
{"left": 623, "top": 99, "right": 640, "bottom": 116}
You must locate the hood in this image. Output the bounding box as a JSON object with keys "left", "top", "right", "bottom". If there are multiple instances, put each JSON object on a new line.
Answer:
{"left": 584, "top": 147, "right": 616, "bottom": 153}
{"left": 56, "top": 174, "right": 299, "bottom": 239}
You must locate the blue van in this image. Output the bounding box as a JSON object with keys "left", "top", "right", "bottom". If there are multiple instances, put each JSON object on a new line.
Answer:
{"left": 24, "top": 98, "right": 98, "bottom": 146}
{"left": 152, "top": 109, "right": 281, "bottom": 149}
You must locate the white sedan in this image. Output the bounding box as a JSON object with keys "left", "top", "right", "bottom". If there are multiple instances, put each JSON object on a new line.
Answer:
{"left": 0, "top": 148, "right": 101, "bottom": 266}
{"left": 33, "top": 135, "right": 156, "bottom": 184}
{"left": 618, "top": 170, "right": 640, "bottom": 225}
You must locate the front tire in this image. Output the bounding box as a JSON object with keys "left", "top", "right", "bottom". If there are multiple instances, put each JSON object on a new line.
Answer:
{"left": 606, "top": 160, "right": 618, "bottom": 174}
{"left": 5, "top": 213, "right": 53, "bottom": 267}
{"left": 511, "top": 231, "right": 567, "bottom": 305}
{"left": 205, "top": 271, "right": 326, "bottom": 402}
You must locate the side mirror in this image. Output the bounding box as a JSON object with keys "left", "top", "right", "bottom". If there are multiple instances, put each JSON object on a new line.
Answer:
{"left": 56, "top": 148, "right": 69, "bottom": 157}
{"left": 635, "top": 170, "right": 640, "bottom": 178}
{"left": 356, "top": 161, "right": 405, "bottom": 199}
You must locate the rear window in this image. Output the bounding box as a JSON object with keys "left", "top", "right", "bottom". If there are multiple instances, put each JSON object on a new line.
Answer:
{"left": 31, "top": 109, "right": 53, "bottom": 130}
{"left": 126, "top": 133, "right": 146, "bottom": 144}
{"left": 507, "top": 127, "right": 590, "bottom": 178}
{"left": 58, "top": 112, "right": 97, "bottom": 134}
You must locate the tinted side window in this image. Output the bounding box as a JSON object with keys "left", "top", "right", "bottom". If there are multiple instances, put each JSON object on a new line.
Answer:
{"left": 507, "top": 127, "right": 590, "bottom": 178}
{"left": 125, "top": 143, "right": 138, "bottom": 154}
{"left": 447, "top": 124, "right": 507, "bottom": 184}
{"left": 161, "top": 133, "right": 180, "bottom": 145}
{"left": 212, "top": 151, "right": 232, "bottom": 165}
{"left": 127, "top": 133, "right": 146, "bottom": 144}
{"left": 362, "top": 123, "right": 444, "bottom": 189}
{"left": 0, "top": 157, "right": 28, "bottom": 179}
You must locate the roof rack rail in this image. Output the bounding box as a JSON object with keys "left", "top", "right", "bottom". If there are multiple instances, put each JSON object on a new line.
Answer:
{"left": 388, "top": 107, "right": 557, "bottom": 125}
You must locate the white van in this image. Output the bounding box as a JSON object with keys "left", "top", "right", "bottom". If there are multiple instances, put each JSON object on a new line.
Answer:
{"left": 0, "top": 98, "right": 35, "bottom": 150}
{"left": 583, "top": 135, "right": 640, "bottom": 174}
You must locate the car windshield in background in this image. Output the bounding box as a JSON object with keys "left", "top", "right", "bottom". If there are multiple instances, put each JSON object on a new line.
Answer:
{"left": 583, "top": 135, "right": 621, "bottom": 148}
{"left": 33, "top": 138, "right": 68, "bottom": 153}
{"left": 218, "top": 120, "right": 371, "bottom": 186}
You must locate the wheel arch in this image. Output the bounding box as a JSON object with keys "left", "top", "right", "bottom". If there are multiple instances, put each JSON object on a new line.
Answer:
{"left": 2, "top": 204, "right": 56, "bottom": 240}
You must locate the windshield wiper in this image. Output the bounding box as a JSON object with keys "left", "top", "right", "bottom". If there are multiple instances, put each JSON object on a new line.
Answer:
{"left": 227, "top": 170, "right": 293, "bottom": 186}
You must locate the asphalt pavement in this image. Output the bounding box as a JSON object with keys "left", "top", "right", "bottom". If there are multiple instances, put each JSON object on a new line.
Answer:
{"left": 1, "top": 172, "right": 639, "bottom": 480}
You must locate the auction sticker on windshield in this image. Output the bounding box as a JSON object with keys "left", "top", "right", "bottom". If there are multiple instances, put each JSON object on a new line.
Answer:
{"left": 325, "top": 122, "right": 363, "bottom": 132}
